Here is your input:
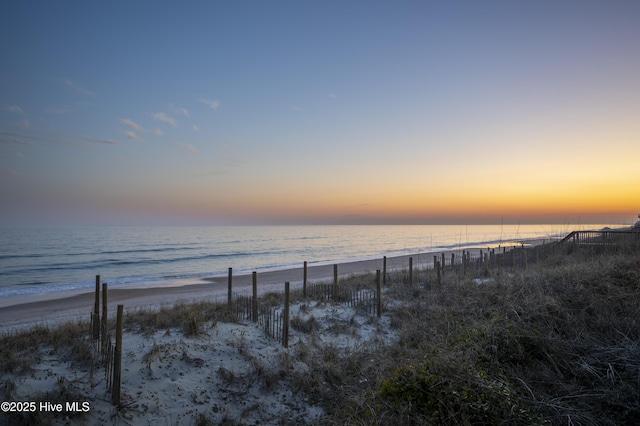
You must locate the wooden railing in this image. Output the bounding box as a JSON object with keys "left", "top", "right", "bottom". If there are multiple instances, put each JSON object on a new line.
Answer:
{"left": 559, "top": 230, "right": 640, "bottom": 248}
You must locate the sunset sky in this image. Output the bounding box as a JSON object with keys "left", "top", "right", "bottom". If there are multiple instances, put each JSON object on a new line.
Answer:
{"left": 1, "top": 1, "right": 639, "bottom": 225}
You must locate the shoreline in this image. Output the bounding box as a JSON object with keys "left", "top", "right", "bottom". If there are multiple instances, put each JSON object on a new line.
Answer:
{"left": 0, "top": 240, "right": 551, "bottom": 332}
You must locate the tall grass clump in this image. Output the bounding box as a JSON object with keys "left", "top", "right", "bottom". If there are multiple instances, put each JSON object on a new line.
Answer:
{"left": 125, "top": 299, "right": 236, "bottom": 335}
{"left": 0, "top": 319, "right": 91, "bottom": 375}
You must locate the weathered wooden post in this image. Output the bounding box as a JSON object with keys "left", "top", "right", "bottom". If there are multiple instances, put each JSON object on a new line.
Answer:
{"left": 112, "top": 304, "right": 123, "bottom": 405}
{"left": 436, "top": 259, "right": 442, "bottom": 286}
{"left": 376, "top": 269, "right": 382, "bottom": 318}
{"left": 283, "top": 282, "right": 290, "bottom": 348}
{"left": 484, "top": 252, "right": 489, "bottom": 275}
{"left": 451, "top": 253, "right": 455, "bottom": 272}
{"left": 409, "top": 257, "right": 413, "bottom": 286}
{"left": 383, "top": 256, "right": 387, "bottom": 286}
{"left": 93, "top": 275, "right": 100, "bottom": 340}
{"left": 252, "top": 272, "right": 258, "bottom": 323}
{"left": 462, "top": 251, "right": 467, "bottom": 276}
{"left": 227, "top": 267, "right": 233, "bottom": 307}
{"left": 333, "top": 264, "right": 338, "bottom": 300}
{"left": 523, "top": 247, "right": 528, "bottom": 271}
{"left": 303, "top": 261, "right": 308, "bottom": 298}
{"left": 101, "top": 283, "right": 108, "bottom": 355}
{"left": 441, "top": 253, "right": 445, "bottom": 277}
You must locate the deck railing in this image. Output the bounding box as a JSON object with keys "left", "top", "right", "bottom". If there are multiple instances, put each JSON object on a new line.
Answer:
{"left": 559, "top": 230, "right": 640, "bottom": 248}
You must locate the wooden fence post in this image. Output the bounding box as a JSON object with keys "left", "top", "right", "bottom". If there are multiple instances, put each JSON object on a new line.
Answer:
{"left": 333, "top": 264, "right": 338, "bottom": 300}
{"left": 252, "top": 272, "right": 258, "bottom": 323}
{"left": 383, "top": 256, "right": 387, "bottom": 286}
{"left": 463, "top": 251, "right": 467, "bottom": 276}
{"left": 101, "top": 283, "right": 108, "bottom": 355}
{"left": 227, "top": 267, "right": 233, "bottom": 307}
{"left": 441, "top": 253, "right": 445, "bottom": 277}
{"left": 112, "top": 304, "right": 123, "bottom": 405}
{"left": 283, "top": 282, "right": 290, "bottom": 348}
{"left": 376, "top": 269, "right": 382, "bottom": 318}
{"left": 409, "top": 257, "right": 413, "bottom": 286}
{"left": 484, "top": 251, "right": 489, "bottom": 275}
{"left": 303, "top": 261, "right": 307, "bottom": 298}
{"left": 93, "top": 275, "right": 100, "bottom": 340}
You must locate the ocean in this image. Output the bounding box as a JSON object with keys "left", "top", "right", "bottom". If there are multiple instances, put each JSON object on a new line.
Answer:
{"left": 0, "top": 224, "right": 613, "bottom": 300}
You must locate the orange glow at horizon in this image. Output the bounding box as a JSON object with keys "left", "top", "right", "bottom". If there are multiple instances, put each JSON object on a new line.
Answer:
{"left": 157, "top": 175, "right": 638, "bottom": 224}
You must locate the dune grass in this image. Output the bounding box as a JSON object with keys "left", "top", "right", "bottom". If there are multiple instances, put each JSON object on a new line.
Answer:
{"left": 306, "top": 246, "right": 640, "bottom": 425}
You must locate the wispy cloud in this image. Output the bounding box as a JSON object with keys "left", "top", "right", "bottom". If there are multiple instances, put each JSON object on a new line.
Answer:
{"left": 20, "top": 120, "right": 31, "bottom": 130}
{"left": 328, "top": 92, "right": 337, "bottom": 98}
{"left": 125, "top": 131, "right": 144, "bottom": 142}
{"left": 168, "top": 104, "right": 189, "bottom": 116}
{"left": 219, "top": 143, "right": 245, "bottom": 166}
{"left": 63, "top": 79, "right": 94, "bottom": 96}
{"left": 200, "top": 98, "right": 220, "bottom": 110}
{"left": 1, "top": 128, "right": 117, "bottom": 148}
{"left": 293, "top": 106, "right": 302, "bottom": 111}
{"left": 154, "top": 128, "right": 164, "bottom": 136}
{"left": 0, "top": 148, "right": 24, "bottom": 157}
{"left": 191, "top": 143, "right": 245, "bottom": 176}
{"left": 192, "top": 124, "right": 200, "bottom": 132}
{"left": 120, "top": 118, "right": 145, "bottom": 132}
{"left": 153, "top": 112, "right": 177, "bottom": 127}
{"left": 0, "top": 169, "right": 20, "bottom": 176}
{"left": 83, "top": 136, "right": 117, "bottom": 145}
{"left": 179, "top": 143, "right": 198, "bottom": 156}
{"left": 220, "top": 143, "right": 237, "bottom": 154}
{"left": 192, "top": 158, "right": 245, "bottom": 176}
{"left": 46, "top": 105, "right": 70, "bottom": 114}
{"left": 3, "top": 105, "right": 23, "bottom": 114}
{"left": 0, "top": 131, "right": 38, "bottom": 146}
{"left": 194, "top": 169, "right": 229, "bottom": 177}
{"left": 223, "top": 156, "right": 244, "bottom": 168}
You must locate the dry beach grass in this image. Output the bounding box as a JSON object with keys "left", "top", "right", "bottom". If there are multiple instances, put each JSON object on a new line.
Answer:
{"left": 1, "top": 241, "right": 639, "bottom": 425}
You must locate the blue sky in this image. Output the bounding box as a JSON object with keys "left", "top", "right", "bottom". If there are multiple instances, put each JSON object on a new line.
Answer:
{"left": 2, "top": 1, "right": 639, "bottom": 225}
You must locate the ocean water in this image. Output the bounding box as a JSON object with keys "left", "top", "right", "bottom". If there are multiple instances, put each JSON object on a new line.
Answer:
{"left": 0, "top": 224, "right": 610, "bottom": 299}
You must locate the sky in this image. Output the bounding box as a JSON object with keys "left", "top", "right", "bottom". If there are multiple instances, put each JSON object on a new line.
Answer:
{"left": 1, "top": 1, "right": 639, "bottom": 226}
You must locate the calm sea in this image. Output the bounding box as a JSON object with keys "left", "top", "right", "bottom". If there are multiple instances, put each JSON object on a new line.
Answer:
{"left": 0, "top": 224, "right": 612, "bottom": 299}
